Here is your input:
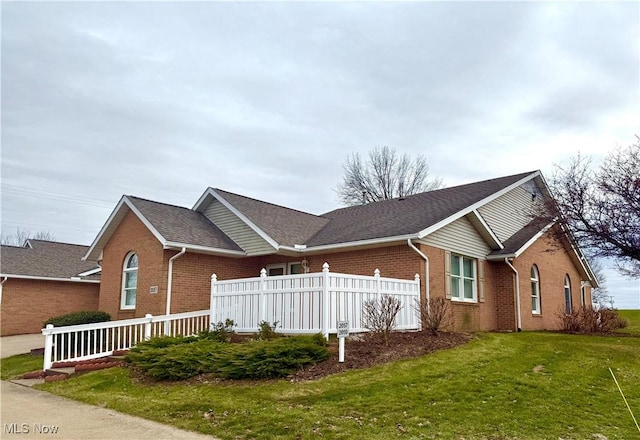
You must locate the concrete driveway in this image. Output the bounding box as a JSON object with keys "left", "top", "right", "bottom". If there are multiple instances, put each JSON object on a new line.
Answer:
{"left": 1, "top": 333, "right": 44, "bottom": 359}
{"left": 1, "top": 381, "right": 216, "bottom": 439}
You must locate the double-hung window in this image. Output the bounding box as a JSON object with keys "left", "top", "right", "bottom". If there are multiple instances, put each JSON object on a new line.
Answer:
{"left": 450, "top": 254, "right": 477, "bottom": 302}
{"left": 121, "top": 252, "right": 138, "bottom": 310}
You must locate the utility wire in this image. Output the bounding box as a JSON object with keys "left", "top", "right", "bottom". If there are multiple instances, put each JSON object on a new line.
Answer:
{"left": 609, "top": 367, "right": 640, "bottom": 433}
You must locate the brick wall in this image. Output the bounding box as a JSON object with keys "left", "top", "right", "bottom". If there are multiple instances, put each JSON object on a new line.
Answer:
{"left": 513, "top": 229, "right": 591, "bottom": 331}
{"left": 0, "top": 279, "right": 99, "bottom": 336}
{"left": 99, "top": 210, "right": 168, "bottom": 320}
{"left": 98, "top": 213, "right": 592, "bottom": 333}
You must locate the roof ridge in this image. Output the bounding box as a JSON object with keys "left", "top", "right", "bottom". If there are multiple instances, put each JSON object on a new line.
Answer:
{"left": 214, "top": 188, "right": 327, "bottom": 219}
{"left": 126, "top": 195, "right": 192, "bottom": 211}
{"left": 27, "top": 239, "right": 90, "bottom": 248}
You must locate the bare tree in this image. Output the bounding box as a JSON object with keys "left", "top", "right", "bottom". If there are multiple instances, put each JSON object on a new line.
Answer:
{"left": 546, "top": 138, "right": 640, "bottom": 278}
{"left": 588, "top": 258, "right": 611, "bottom": 307}
{"left": 0, "top": 227, "right": 55, "bottom": 246}
{"left": 337, "top": 146, "right": 443, "bottom": 206}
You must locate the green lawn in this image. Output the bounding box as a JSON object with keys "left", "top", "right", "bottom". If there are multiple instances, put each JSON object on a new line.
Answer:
{"left": 31, "top": 331, "right": 639, "bottom": 440}
{"left": 618, "top": 309, "right": 640, "bottom": 334}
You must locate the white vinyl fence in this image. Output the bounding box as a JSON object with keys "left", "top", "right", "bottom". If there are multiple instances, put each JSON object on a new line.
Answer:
{"left": 210, "top": 263, "right": 421, "bottom": 337}
{"left": 41, "top": 310, "right": 210, "bottom": 370}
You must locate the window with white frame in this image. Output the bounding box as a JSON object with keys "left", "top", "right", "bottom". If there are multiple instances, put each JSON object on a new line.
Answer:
{"left": 266, "top": 262, "right": 305, "bottom": 276}
{"left": 450, "top": 254, "right": 477, "bottom": 302}
{"left": 564, "top": 275, "right": 572, "bottom": 314}
{"left": 121, "top": 252, "right": 138, "bottom": 309}
{"left": 531, "top": 265, "right": 541, "bottom": 314}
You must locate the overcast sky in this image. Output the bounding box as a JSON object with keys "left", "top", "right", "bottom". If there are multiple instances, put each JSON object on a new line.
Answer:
{"left": 1, "top": 1, "right": 638, "bottom": 308}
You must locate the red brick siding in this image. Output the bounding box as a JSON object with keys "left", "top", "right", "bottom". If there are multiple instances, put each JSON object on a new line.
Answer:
{"left": 99, "top": 210, "right": 168, "bottom": 320}
{"left": 513, "top": 229, "right": 591, "bottom": 331}
{"left": 0, "top": 279, "right": 99, "bottom": 336}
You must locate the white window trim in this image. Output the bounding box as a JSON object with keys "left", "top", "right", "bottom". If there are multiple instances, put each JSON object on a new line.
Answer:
{"left": 531, "top": 265, "right": 541, "bottom": 315}
{"left": 450, "top": 254, "right": 478, "bottom": 303}
{"left": 266, "top": 263, "right": 286, "bottom": 276}
{"left": 564, "top": 275, "right": 572, "bottom": 314}
{"left": 121, "top": 252, "right": 138, "bottom": 310}
{"left": 266, "top": 262, "right": 304, "bottom": 276}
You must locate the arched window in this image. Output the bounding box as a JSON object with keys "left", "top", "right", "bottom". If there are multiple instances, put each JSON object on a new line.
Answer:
{"left": 564, "top": 275, "right": 572, "bottom": 314}
{"left": 530, "top": 265, "right": 541, "bottom": 314}
{"left": 121, "top": 252, "right": 138, "bottom": 309}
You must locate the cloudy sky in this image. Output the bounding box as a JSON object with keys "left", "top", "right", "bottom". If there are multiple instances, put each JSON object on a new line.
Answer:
{"left": 2, "top": 1, "right": 638, "bottom": 308}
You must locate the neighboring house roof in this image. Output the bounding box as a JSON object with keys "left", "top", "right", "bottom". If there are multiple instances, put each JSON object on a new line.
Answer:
{"left": 1, "top": 240, "right": 101, "bottom": 283}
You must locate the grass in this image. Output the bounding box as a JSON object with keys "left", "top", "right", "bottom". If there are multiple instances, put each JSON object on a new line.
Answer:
{"left": 618, "top": 309, "right": 640, "bottom": 334}
{"left": 33, "top": 331, "right": 639, "bottom": 440}
{"left": 0, "top": 354, "right": 44, "bottom": 380}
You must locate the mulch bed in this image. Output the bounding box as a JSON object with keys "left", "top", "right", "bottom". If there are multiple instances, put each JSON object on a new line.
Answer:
{"left": 290, "top": 331, "right": 473, "bottom": 381}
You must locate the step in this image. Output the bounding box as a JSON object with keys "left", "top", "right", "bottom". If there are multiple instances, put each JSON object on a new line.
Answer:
{"left": 10, "top": 378, "right": 45, "bottom": 387}
{"left": 46, "top": 367, "right": 75, "bottom": 377}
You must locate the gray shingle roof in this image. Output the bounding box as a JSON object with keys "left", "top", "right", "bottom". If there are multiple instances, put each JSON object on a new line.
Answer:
{"left": 214, "top": 189, "right": 330, "bottom": 247}
{"left": 127, "top": 197, "right": 243, "bottom": 252}
{"left": 1, "top": 240, "right": 100, "bottom": 280}
{"left": 488, "top": 218, "right": 550, "bottom": 258}
{"left": 306, "top": 172, "right": 536, "bottom": 246}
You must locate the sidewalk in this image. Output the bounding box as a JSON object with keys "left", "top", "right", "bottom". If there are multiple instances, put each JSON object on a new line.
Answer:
{"left": 1, "top": 381, "right": 216, "bottom": 439}
{"left": 1, "top": 333, "right": 44, "bottom": 358}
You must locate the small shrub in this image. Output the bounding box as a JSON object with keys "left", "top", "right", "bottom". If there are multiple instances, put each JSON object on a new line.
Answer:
{"left": 256, "top": 321, "right": 280, "bottom": 340}
{"left": 362, "top": 295, "right": 402, "bottom": 346}
{"left": 413, "top": 297, "right": 454, "bottom": 336}
{"left": 215, "top": 335, "right": 330, "bottom": 379}
{"left": 558, "top": 306, "right": 628, "bottom": 333}
{"left": 126, "top": 334, "right": 329, "bottom": 381}
{"left": 200, "top": 319, "right": 235, "bottom": 343}
{"left": 43, "top": 310, "right": 111, "bottom": 327}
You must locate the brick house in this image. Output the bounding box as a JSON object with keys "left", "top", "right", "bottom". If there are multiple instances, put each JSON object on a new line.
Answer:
{"left": 0, "top": 240, "right": 101, "bottom": 335}
{"left": 84, "top": 171, "right": 597, "bottom": 332}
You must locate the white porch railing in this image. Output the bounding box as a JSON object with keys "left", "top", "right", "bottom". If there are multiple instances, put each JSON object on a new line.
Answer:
{"left": 41, "top": 310, "right": 209, "bottom": 370}
{"left": 210, "top": 263, "right": 421, "bottom": 338}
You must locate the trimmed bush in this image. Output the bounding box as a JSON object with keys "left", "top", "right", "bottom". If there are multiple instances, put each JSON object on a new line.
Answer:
{"left": 126, "top": 334, "right": 329, "bottom": 381}
{"left": 43, "top": 310, "right": 111, "bottom": 328}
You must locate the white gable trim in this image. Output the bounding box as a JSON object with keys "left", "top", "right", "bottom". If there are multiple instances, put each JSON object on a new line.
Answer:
{"left": 83, "top": 196, "right": 166, "bottom": 262}
{"left": 417, "top": 171, "right": 540, "bottom": 240}
{"left": 77, "top": 267, "right": 102, "bottom": 277}
{"left": 468, "top": 210, "right": 504, "bottom": 250}
{"left": 193, "top": 188, "right": 280, "bottom": 250}
{"left": 486, "top": 221, "right": 555, "bottom": 260}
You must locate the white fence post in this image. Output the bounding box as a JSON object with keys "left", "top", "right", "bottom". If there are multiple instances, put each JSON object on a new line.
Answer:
{"left": 260, "top": 268, "right": 267, "bottom": 324}
{"left": 210, "top": 273, "right": 217, "bottom": 330}
{"left": 42, "top": 324, "right": 54, "bottom": 371}
{"left": 374, "top": 268, "right": 381, "bottom": 301}
{"left": 415, "top": 274, "right": 423, "bottom": 331}
{"left": 144, "top": 314, "right": 153, "bottom": 341}
{"left": 322, "top": 262, "right": 330, "bottom": 339}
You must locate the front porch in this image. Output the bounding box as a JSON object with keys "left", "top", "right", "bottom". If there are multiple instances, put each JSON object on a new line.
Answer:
{"left": 42, "top": 264, "right": 421, "bottom": 370}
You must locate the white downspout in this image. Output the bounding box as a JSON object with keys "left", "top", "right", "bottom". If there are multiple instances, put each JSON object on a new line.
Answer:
{"left": 408, "top": 239, "right": 430, "bottom": 317}
{"left": 0, "top": 276, "right": 8, "bottom": 305}
{"left": 504, "top": 258, "right": 522, "bottom": 332}
{"left": 166, "top": 247, "right": 186, "bottom": 317}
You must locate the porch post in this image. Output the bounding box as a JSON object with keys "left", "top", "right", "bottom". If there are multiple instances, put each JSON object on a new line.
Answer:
{"left": 260, "top": 268, "right": 267, "bottom": 325}
{"left": 42, "top": 324, "right": 54, "bottom": 371}
{"left": 144, "top": 314, "right": 153, "bottom": 341}
{"left": 322, "top": 262, "right": 330, "bottom": 339}
{"left": 374, "top": 268, "right": 381, "bottom": 301}
{"left": 210, "top": 274, "right": 217, "bottom": 330}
